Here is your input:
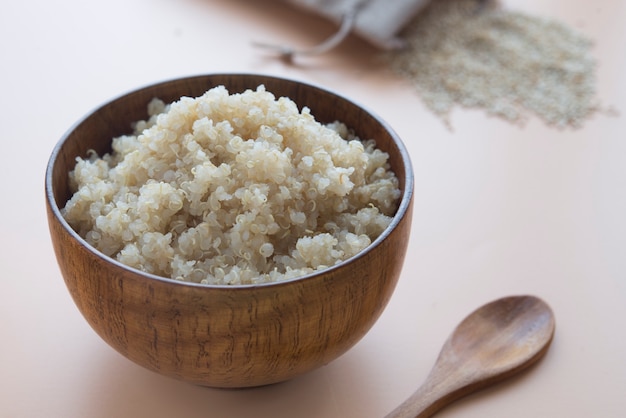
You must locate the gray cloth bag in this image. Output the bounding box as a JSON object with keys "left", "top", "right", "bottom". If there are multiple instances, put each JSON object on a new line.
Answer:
{"left": 283, "top": 0, "right": 430, "bottom": 50}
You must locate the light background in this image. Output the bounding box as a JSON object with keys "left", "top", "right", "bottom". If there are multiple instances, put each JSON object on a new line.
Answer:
{"left": 1, "top": 0, "right": 625, "bottom": 417}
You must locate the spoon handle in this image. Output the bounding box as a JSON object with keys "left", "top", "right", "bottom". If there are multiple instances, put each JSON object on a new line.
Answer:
{"left": 384, "top": 363, "right": 466, "bottom": 418}
{"left": 384, "top": 379, "right": 445, "bottom": 418}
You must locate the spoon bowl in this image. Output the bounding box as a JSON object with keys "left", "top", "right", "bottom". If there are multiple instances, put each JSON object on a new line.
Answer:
{"left": 386, "top": 295, "right": 555, "bottom": 418}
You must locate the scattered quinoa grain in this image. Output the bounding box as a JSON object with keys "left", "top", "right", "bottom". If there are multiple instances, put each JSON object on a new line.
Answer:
{"left": 389, "top": 0, "right": 602, "bottom": 128}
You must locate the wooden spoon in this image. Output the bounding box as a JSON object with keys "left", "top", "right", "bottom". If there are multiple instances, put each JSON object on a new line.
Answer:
{"left": 386, "top": 295, "right": 555, "bottom": 418}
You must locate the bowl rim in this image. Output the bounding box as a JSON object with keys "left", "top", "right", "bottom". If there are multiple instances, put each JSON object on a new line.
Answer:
{"left": 45, "top": 73, "right": 414, "bottom": 290}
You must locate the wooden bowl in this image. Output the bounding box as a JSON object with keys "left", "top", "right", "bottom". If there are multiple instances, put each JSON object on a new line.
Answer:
{"left": 45, "top": 74, "right": 414, "bottom": 388}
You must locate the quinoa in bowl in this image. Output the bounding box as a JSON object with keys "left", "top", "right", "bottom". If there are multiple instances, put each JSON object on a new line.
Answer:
{"left": 62, "top": 85, "right": 401, "bottom": 285}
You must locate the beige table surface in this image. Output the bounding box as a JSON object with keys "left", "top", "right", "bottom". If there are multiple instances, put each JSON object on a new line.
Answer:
{"left": 2, "top": 0, "right": 625, "bottom": 417}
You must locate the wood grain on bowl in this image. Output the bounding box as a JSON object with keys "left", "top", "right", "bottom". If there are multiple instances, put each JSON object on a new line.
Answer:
{"left": 46, "top": 74, "right": 414, "bottom": 388}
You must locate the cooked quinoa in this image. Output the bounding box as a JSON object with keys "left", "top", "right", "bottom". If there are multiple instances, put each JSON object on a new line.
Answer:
{"left": 62, "top": 85, "right": 401, "bottom": 285}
